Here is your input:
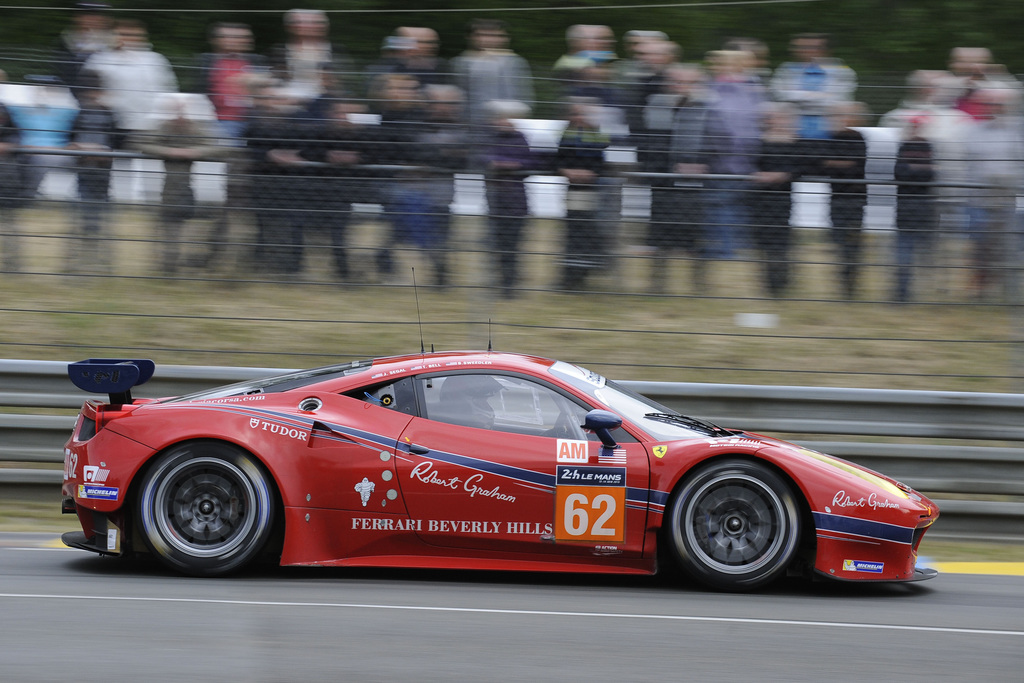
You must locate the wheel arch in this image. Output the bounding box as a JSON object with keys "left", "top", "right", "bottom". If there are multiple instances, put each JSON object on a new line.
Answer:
{"left": 125, "top": 437, "right": 286, "bottom": 564}
{"left": 658, "top": 452, "right": 817, "bottom": 579}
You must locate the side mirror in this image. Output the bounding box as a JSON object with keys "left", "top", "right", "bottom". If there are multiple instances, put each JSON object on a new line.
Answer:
{"left": 583, "top": 409, "right": 623, "bottom": 449}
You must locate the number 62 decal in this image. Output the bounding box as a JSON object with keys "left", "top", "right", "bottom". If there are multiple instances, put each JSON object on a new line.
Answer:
{"left": 555, "top": 486, "right": 626, "bottom": 542}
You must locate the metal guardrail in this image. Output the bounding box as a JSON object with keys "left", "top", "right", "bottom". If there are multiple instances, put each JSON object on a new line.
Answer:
{"left": 2, "top": 359, "right": 1022, "bottom": 541}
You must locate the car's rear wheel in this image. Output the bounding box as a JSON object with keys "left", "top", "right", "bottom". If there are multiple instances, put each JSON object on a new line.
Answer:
{"left": 666, "top": 459, "right": 800, "bottom": 591}
{"left": 136, "top": 441, "right": 275, "bottom": 576}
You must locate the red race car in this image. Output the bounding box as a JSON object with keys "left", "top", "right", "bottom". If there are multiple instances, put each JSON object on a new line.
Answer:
{"left": 62, "top": 352, "right": 939, "bottom": 591}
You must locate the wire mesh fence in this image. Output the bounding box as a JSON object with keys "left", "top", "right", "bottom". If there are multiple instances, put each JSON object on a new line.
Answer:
{"left": 0, "top": 37, "right": 1022, "bottom": 390}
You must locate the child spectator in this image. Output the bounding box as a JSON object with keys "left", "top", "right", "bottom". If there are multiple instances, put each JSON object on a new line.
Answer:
{"left": 892, "top": 116, "right": 936, "bottom": 302}
{"left": 819, "top": 101, "right": 869, "bottom": 299}
{"left": 749, "top": 101, "right": 807, "bottom": 297}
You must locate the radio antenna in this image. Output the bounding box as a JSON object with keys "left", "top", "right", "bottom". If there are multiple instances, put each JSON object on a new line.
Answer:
{"left": 487, "top": 319, "right": 492, "bottom": 352}
{"left": 412, "top": 267, "right": 425, "bottom": 354}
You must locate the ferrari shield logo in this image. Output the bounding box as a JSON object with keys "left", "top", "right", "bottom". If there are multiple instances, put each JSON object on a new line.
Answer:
{"left": 653, "top": 445, "right": 667, "bottom": 458}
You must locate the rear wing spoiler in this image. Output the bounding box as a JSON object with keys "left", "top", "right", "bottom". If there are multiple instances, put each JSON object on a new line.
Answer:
{"left": 68, "top": 359, "right": 155, "bottom": 405}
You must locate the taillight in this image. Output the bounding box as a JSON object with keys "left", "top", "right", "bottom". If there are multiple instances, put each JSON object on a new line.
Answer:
{"left": 78, "top": 416, "right": 97, "bottom": 441}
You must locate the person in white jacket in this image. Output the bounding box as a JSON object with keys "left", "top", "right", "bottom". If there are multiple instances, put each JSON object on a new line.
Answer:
{"left": 83, "top": 19, "right": 178, "bottom": 202}
{"left": 963, "top": 85, "right": 1024, "bottom": 302}
{"left": 83, "top": 19, "right": 178, "bottom": 134}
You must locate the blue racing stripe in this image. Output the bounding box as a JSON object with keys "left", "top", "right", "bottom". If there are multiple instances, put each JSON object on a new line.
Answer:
{"left": 813, "top": 512, "right": 914, "bottom": 545}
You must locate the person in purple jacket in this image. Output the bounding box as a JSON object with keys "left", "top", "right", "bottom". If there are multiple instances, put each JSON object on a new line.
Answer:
{"left": 702, "top": 50, "right": 765, "bottom": 261}
{"left": 482, "top": 100, "right": 535, "bottom": 299}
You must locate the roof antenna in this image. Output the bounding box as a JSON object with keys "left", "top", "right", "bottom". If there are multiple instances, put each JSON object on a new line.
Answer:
{"left": 487, "top": 318, "right": 492, "bottom": 352}
{"left": 412, "top": 267, "right": 425, "bottom": 354}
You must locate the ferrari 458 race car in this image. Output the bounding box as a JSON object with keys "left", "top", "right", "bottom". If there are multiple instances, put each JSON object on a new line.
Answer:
{"left": 62, "top": 352, "right": 939, "bottom": 591}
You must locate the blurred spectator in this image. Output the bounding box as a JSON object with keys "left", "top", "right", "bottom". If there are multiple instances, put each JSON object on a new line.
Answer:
{"left": 723, "top": 37, "right": 771, "bottom": 84}
{"left": 964, "top": 86, "right": 1024, "bottom": 302}
{"left": 553, "top": 25, "right": 617, "bottom": 94}
{"left": 83, "top": 19, "right": 179, "bottom": 135}
{"left": 66, "top": 69, "right": 120, "bottom": 274}
{"left": 640, "top": 63, "right": 710, "bottom": 293}
{"left": 55, "top": 2, "right": 114, "bottom": 99}
{"left": 819, "top": 101, "right": 869, "bottom": 299}
{"left": 193, "top": 25, "right": 267, "bottom": 270}
{"left": 404, "top": 84, "right": 470, "bottom": 287}
{"left": 880, "top": 70, "right": 972, "bottom": 183}
{"left": 553, "top": 25, "right": 593, "bottom": 81}
{"left": 750, "top": 101, "right": 808, "bottom": 298}
{"left": 394, "top": 27, "right": 450, "bottom": 89}
{"left": 309, "top": 99, "right": 372, "bottom": 282}
{"left": 270, "top": 9, "right": 354, "bottom": 106}
{"left": 771, "top": 33, "right": 856, "bottom": 140}
{"left": 0, "top": 102, "right": 25, "bottom": 272}
{"left": 365, "top": 35, "right": 418, "bottom": 94}
{"left": 5, "top": 76, "right": 79, "bottom": 200}
{"left": 566, "top": 53, "right": 621, "bottom": 108}
{"left": 132, "top": 93, "right": 227, "bottom": 276}
{"left": 300, "top": 60, "right": 351, "bottom": 121}
{"left": 369, "top": 73, "right": 427, "bottom": 279}
{"left": 703, "top": 50, "right": 765, "bottom": 260}
{"left": 892, "top": 116, "right": 936, "bottom": 303}
{"left": 948, "top": 47, "right": 994, "bottom": 118}
{"left": 614, "top": 30, "right": 672, "bottom": 136}
{"left": 556, "top": 97, "right": 611, "bottom": 291}
{"left": 482, "top": 100, "right": 535, "bottom": 298}
{"left": 81, "top": 19, "right": 178, "bottom": 203}
{"left": 197, "top": 22, "right": 267, "bottom": 142}
{"left": 947, "top": 48, "right": 1023, "bottom": 120}
{"left": 880, "top": 70, "right": 973, "bottom": 295}
{"left": 451, "top": 20, "right": 534, "bottom": 132}
{"left": 245, "top": 81, "right": 311, "bottom": 275}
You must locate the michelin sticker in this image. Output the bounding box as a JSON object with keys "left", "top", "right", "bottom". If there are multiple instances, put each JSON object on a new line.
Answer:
{"left": 78, "top": 484, "right": 118, "bottom": 501}
{"left": 843, "top": 559, "right": 884, "bottom": 573}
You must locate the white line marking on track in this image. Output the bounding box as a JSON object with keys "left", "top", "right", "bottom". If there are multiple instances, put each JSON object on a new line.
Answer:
{"left": 0, "top": 593, "right": 1021, "bottom": 637}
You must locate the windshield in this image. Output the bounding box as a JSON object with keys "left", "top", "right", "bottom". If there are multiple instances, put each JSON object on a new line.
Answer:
{"left": 549, "top": 361, "right": 722, "bottom": 440}
{"left": 163, "top": 360, "right": 373, "bottom": 403}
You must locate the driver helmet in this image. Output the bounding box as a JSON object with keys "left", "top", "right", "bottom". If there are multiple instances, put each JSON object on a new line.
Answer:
{"left": 439, "top": 374, "right": 502, "bottom": 428}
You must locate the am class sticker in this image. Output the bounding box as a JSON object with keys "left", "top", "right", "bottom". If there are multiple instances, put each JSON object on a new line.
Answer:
{"left": 556, "top": 439, "right": 589, "bottom": 463}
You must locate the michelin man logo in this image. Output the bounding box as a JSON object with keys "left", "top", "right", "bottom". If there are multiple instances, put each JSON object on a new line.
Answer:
{"left": 354, "top": 477, "right": 376, "bottom": 507}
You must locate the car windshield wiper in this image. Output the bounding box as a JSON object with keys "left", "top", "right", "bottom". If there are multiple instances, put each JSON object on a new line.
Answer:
{"left": 643, "top": 412, "right": 733, "bottom": 436}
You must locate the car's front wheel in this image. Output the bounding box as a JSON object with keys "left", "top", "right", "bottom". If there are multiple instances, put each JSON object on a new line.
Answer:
{"left": 136, "top": 441, "right": 275, "bottom": 576}
{"left": 666, "top": 459, "right": 800, "bottom": 591}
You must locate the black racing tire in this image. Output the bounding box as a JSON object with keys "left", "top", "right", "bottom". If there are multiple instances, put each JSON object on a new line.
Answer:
{"left": 666, "top": 459, "right": 800, "bottom": 591}
{"left": 136, "top": 441, "right": 276, "bottom": 577}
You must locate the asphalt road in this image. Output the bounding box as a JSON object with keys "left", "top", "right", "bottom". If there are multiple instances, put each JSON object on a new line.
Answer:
{"left": 1, "top": 533, "right": 1022, "bottom": 683}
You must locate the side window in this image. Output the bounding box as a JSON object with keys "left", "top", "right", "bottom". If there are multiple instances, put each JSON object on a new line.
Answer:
{"left": 344, "top": 377, "right": 416, "bottom": 415}
{"left": 419, "top": 373, "right": 593, "bottom": 439}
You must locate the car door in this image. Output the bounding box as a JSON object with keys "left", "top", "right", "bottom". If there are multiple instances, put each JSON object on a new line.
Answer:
{"left": 394, "top": 371, "right": 649, "bottom": 559}
{"left": 296, "top": 378, "right": 417, "bottom": 514}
